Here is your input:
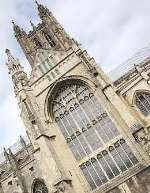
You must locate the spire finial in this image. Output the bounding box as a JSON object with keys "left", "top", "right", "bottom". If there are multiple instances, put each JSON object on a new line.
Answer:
{"left": 5, "top": 49, "right": 15, "bottom": 62}
{"left": 30, "top": 20, "right": 36, "bottom": 30}
{"left": 12, "top": 20, "right": 26, "bottom": 37}
{"left": 35, "top": 0, "right": 39, "bottom": 6}
{"left": 12, "top": 20, "right": 15, "bottom": 25}
{"left": 5, "top": 49, "right": 10, "bottom": 55}
{"left": 12, "top": 20, "right": 18, "bottom": 29}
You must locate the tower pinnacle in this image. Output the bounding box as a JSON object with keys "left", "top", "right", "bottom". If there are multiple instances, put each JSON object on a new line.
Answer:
{"left": 35, "top": 0, "right": 39, "bottom": 6}
{"left": 30, "top": 21, "right": 36, "bottom": 31}
{"left": 12, "top": 20, "right": 26, "bottom": 37}
{"left": 5, "top": 49, "right": 23, "bottom": 75}
{"left": 35, "top": 1, "right": 51, "bottom": 18}
{"left": 5, "top": 49, "right": 28, "bottom": 89}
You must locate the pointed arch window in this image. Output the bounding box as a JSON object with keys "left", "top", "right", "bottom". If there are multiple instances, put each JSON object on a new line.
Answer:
{"left": 135, "top": 92, "right": 150, "bottom": 116}
{"left": 49, "top": 79, "right": 138, "bottom": 190}
{"left": 32, "top": 180, "right": 48, "bottom": 193}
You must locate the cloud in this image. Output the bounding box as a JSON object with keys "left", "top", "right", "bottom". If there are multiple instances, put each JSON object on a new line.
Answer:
{"left": 0, "top": 0, "right": 150, "bottom": 151}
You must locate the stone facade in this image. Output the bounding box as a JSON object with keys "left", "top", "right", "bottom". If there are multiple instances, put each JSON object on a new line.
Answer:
{"left": 1, "top": 2, "right": 150, "bottom": 193}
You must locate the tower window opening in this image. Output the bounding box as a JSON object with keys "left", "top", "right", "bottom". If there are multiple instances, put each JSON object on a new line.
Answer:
{"left": 43, "top": 31, "right": 56, "bottom": 47}
{"left": 33, "top": 37, "right": 42, "bottom": 48}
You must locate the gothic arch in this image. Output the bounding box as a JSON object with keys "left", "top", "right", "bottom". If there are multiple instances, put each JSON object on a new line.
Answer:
{"left": 31, "top": 179, "right": 48, "bottom": 193}
{"left": 132, "top": 90, "right": 150, "bottom": 116}
{"left": 44, "top": 75, "right": 139, "bottom": 190}
{"left": 44, "top": 75, "right": 97, "bottom": 121}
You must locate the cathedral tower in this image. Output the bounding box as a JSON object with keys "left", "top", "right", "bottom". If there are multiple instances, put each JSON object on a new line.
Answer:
{"left": 5, "top": 2, "right": 150, "bottom": 193}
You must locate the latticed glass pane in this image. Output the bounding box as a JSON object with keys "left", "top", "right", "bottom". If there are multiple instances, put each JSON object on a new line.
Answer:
{"left": 52, "top": 81, "right": 120, "bottom": 160}
{"left": 51, "top": 80, "right": 138, "bottom": 190}
{"left": 79, "top": 140, "right": 138, "bottom": 190}
{"left": 135, "top": 92, "right": 150, "bottom": 116}
{"left": 33, "top": 180, "right": 48, "bottom": 193}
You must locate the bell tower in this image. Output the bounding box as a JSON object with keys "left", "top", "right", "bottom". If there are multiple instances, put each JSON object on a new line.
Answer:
{"left": 5, "top": 2, "right": 149, "bottom": 193}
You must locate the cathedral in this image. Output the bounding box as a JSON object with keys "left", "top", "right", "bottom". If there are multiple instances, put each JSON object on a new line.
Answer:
{"left": 0, "top": 2, "right": 150, "bottom": 193}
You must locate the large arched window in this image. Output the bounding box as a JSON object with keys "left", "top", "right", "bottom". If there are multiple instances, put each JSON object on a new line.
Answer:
{"left": 50, "top": 79, "right": 138, "bottom": 190}
{"left": 32, "top": 180, "right": 48, "bottom": 193}
{"left": 135, "top": 92, "right": 150, "bottom": 116}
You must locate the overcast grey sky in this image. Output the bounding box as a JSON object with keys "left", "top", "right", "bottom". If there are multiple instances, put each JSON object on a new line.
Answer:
{"left": 0, "top": 0, "right": 150, "bottom": 152}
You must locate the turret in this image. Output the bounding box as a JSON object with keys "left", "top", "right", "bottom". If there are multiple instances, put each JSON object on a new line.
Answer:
{"left": 12, "top": 21, "right": 27, "bottom": 38}
{"left": 5, "top": 49, "right": 29, "bottom": 92}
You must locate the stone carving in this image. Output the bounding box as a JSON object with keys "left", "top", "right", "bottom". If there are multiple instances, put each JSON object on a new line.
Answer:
{"left": 134, "top": 129, "right": 150, "bottom": 155}
{"left": 33, "top": 180, "right": 48, "bottom": 193}
{"left": 54, "top": 180, "right": 75, "bottom": 193}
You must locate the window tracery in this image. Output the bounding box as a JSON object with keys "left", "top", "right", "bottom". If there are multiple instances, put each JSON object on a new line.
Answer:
{"left": 135, "top": 92, "right": 150, "bottom": 116}
{"left": 51, "top": 80, "right": 139, "bottom": 190}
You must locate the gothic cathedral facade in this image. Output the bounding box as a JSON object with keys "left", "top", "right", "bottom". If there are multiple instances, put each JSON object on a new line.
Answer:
{"left": 1, "top": 2, "right": 150, "bottom": 193}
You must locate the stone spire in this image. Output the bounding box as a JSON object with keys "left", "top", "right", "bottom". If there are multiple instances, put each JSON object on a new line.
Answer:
{"left": 5, "top": 49, "right": 28, "bottom": 90}
{"left": 12, "top": 21, "right": 26, "bottom": 37}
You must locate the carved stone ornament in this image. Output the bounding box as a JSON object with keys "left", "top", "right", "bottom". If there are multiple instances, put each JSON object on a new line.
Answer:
{"left": 134, "top": 129, "right": 150, "bottom": 155}
{"left": 12, "top": 71, "right": 28, "bottom": 87}
{"left": 53, "top": 179, "right": 75, "bottom": 193}
{"left": 33, "top": 180, "right": 48, "bottom": 193}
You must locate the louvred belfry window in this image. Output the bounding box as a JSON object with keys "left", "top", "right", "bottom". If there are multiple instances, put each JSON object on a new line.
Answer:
{"left": 51, "top": 80, "right": 138, "bottom": 190}
{"left": 43, "top": 31, "right": 56, "bottom": 47}
{"left": 33, "top": 180, "right": 48, "bottom": 193}
{"left": 135, "top": 92, "right": 150, "bottom": 116}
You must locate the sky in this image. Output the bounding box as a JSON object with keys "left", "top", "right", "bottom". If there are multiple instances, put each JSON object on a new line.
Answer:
{"left": 0, "top": 0, "right": 150, "bottom": 152}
